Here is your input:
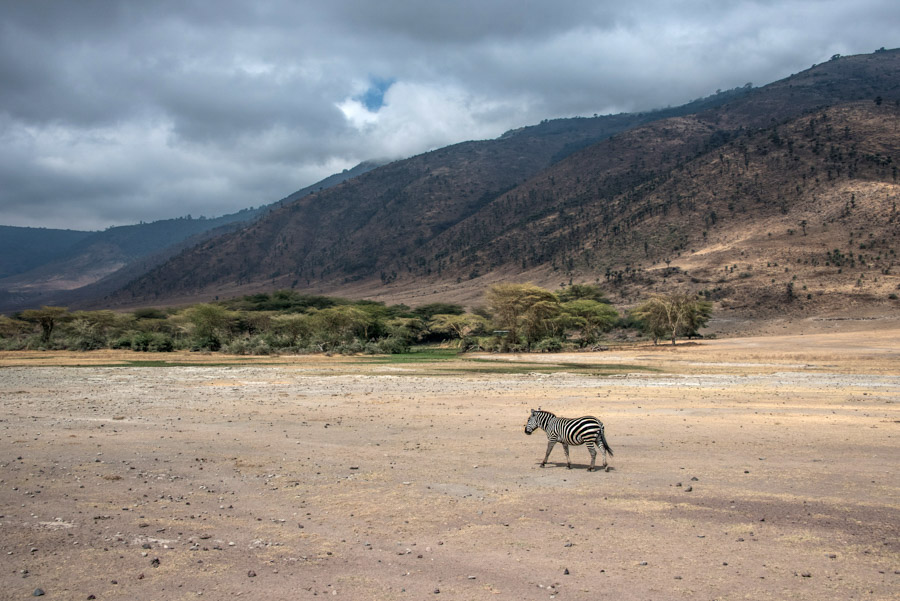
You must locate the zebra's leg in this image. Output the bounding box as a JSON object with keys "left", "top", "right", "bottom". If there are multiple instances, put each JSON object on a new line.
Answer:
{"left": 587, "top": 442, "right": 597, "bottom": 471}
{"left": 541, "top": 440, "right": 556, "bottom": 467}
{"left": 562, "top": 443, "right": 571, "bottom": 469}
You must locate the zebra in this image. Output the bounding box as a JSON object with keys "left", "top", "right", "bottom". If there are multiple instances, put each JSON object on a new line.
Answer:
{"left": 524, "top": 408, "right": 613, "bottom": 471}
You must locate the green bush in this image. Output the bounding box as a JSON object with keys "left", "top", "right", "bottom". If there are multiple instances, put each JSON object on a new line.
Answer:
{"left": 533, "top": 337, "right": 564, "bottom": 353}
{"left": 110, "top": 336, "right": 133, "bottom": 350}
{"left": 223, "top": 336, "right": 272, "bottom": 355}
{"left": 0, "top": 336, "right": 28, "bottom": 351}
{"left": 68, "top": 334, "right": 106, "bottom": 351}
{"left": 376, "top": 336, "right": 410, "bottom": 354}
{"left": 131, "top": 332, "right": 174, "bottom": 352}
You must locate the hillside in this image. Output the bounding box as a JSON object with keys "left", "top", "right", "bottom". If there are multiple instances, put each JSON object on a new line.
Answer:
{"left": 0, "top": 226, "right": 92, "bottom": 279}
{"left": 109, "top": 102, "right": 746, "bottom": 303}
{"left": 0, "top": 162, "right": 389, "bottom": 313}
{"left": 87, "top": 50, "right": 900, "bottom": 320}
{"left": 451, "top": 101, "right": 899, "bottom": 314}
{"left": 0, "top": 208, "right": 264, "bottom": 312}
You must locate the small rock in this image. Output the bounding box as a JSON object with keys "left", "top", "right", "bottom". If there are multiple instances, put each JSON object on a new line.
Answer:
{"left": 248, "top": 570, "right": 257, "bottom": 577}
{"left": 33, "top": 589, "right": 45, "bottom": 597}
{"left": 563, "top": 568, "right": 569, "bottom": 575}
{"left": 639, "top": 561, "right": 648, "bottom": 566}
{"left": 150, "top": 557, "right": 160, "bottom": 568}
{"left": 434, "top": 588, "right": 440, "bottom": 594}
{"left": 690, "top": 477, "right": 698, "bottom": 481}
{"left": 801, "top": 572, "right": 812, "bottom": 578}
{"left": 685, "top": 486, "right": 693, "bottom": 492}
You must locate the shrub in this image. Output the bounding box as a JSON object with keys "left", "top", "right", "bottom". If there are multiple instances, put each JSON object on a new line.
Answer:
{"left": 190, "top": 334, "right": 222, "bottom": 351}
{"left": 533, "top": 337, "right": 564, "bottom": 353}
{"left": 110, "top": 336, "right": 133, "bottom": 350}
{"left": 69, "top": 334, "right": 106, "bottom": 351}
{"left": 131, "top": 332, "right": 175, "bottom": 352}
{"left": 223, "top": 336, "right": 272, "bottom": 355}
{"left": 376, "top": 336, "right": 410, "bottom": 354}
{"left": 333, "top": 340, "right": 367, "bottom": 355}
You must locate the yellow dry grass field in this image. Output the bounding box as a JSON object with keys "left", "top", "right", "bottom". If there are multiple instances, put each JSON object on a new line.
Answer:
{"left": 0, "top": 329, "right": 897, "bottom": 600}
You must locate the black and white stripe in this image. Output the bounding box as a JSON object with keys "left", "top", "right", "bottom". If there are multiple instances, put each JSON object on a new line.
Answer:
{"left": 524, "top": 408, "right": 613, "bottom": 471}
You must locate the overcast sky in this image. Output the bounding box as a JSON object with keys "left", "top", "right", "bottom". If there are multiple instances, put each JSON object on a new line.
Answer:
{"left": 1, "top": 1, "right": 897, "bottom": 231}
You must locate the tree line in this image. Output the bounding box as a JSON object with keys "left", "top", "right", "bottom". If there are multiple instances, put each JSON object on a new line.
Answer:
{"left": 0, "top": 285, "right": 711, "bottom": 354}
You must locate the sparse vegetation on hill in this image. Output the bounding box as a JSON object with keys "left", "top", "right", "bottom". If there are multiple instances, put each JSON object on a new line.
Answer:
{"left": 103, "top": 50, "right": 900, "bottom": 322}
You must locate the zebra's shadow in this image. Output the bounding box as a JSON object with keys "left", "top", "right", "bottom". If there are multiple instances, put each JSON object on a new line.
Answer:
{"left": 538, "top": 461, "right": 613, "bottom": 472}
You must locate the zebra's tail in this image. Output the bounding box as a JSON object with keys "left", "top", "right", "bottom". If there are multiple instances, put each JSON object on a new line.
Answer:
{"left": 598, "top": 424, "right": 613, "bottom": 457}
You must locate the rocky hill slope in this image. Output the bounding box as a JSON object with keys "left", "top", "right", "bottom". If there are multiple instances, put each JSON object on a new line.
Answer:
{"left": 106, "top": 51, "right": 900, "bottom": 319}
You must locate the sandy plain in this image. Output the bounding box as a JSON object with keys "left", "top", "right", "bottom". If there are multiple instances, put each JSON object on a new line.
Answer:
{"left": 0, "top": 328, "right": 897, "bottom": 600}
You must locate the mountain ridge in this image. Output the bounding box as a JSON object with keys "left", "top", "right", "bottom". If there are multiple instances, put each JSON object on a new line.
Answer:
{"left": 6, "top": 50, "right": 899, "bottom": 324}
{"left": 108, "top": 50, "right": 900, "bottom": 320}
{"left": 0, "top": 161, "right": 384, "bottom": 312}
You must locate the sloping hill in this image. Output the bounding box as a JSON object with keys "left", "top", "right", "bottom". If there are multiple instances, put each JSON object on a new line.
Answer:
{"left": 0, "top": 162, "right": 385, "bottom": 313}
{"left": 0, "top": 208, "right": 264, "bottom": 311}
{"left": 447, "top": 101, "right": 899, "bottom": 313}
{"left": 111, "top": 103, "right": 744, "bottom": 303}
{"left": 0, "top": 226, "right": 92, "bottom": 280}
{"left": 98, "top": 50, "right": 900, "bottom": 318}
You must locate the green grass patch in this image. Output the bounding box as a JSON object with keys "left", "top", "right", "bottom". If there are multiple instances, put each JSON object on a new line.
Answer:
{"left": 436, "top": 360, "right": 655, "bottom": 376}
{"left": 360, "top": 347, "right": 461, "bottom": 364}
{"left": 70, "top": 360, "right": 279, "bottom": 368}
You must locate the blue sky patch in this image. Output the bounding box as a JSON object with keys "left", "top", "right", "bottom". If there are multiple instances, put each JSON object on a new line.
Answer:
{"left": 358, "top": 77, "right": 396, "bottom": 111}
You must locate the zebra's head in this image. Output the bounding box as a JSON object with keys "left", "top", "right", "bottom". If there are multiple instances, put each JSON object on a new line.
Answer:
{"left": 524, "top": 408, "right": 544, "bottom": 435}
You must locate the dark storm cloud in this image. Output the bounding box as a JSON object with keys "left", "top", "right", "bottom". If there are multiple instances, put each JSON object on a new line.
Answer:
{"left": 0, "top": 0, "right": 897, "bottom": 230}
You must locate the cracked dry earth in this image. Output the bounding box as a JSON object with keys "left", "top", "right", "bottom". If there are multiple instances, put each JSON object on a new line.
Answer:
{"left": 0, "top": 329, "right": 898, "bottom": 600}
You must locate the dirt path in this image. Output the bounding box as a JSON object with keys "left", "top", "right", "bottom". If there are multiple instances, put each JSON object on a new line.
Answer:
{"left": 0, "top": 331, "right": 897, "bottom": 600}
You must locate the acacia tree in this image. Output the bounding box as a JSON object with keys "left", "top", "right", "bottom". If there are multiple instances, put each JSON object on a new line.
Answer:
{"left": 66, "top": 310, "right": 119, "bottom": 350}
{"left": 0, "top": 315, "right": 30, "bottom": 344}
{"left": 632, "top": 293, "right": 712, "bottom": 345}
{"left": 269, "top": 313, "right": 312, "bottom": 346}
{"left": 486, "top": 283, "right": 559, "bottom": 349}
{"left": 561, "top": 299, "right": 619, "bottom": 344}
{"left": 19, "top": 306, "right": 69, "bottom": 344}
{"left": 429, "top": 313, "right": 489, "bottom": 344}
{"left": 183, "top": 303, "right": 237, "bottom": 350}
{"left": 521, "top": 299, "right": 561, "bottom": 345}
{"left": 558, "top": 283, "right": 609, "bottom": 303}
{"left": 308, "top": 305, "right": 372, "bottom": 349}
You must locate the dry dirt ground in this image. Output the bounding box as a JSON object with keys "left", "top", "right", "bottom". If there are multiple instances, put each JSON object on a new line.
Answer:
{"left": 0, "top": 329, "right": 897, "bottom": 600}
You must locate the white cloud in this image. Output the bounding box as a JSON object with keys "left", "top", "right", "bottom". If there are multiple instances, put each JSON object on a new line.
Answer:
{"left": 0, "top": 0, "right": 897, "bottom": 229}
